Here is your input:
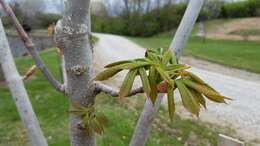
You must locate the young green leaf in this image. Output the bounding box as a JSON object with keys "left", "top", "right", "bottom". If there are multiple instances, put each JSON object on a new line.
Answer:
{"left": 183, "top": 78, "right": 230, "bottom": 103}
{"left": 156, "top": 48, "right": 165, "bottom": 55}
{"left": 119, "top": 69, "right": 138, "bottom": 99}
{"left": 96, "top": 113, "right": 109, "bottom": 127}
{"left": 188, "top": 87, "right": 206, "bottom": 109}
{"left": 156, "top": 67, "right": 174, "bottom": 85}
{"left": 91, "top": 118, "right": 104, "bottom": 135}
{"left": 95, "top": 67, "right": 122, "bottom": 81}
{"left": 166, "top": 64, "right": 191, "bottom": 73}
{"left": 139, "top": 67, "right": 151, "bottom": 96}
{"left": 170, "top": 51, "right": 177, "bottom": 65}
{"left": 81, "top": 114, "right": 90, "bottom": 128}
{"left": 187, "top": 71, "right": 219, "bottom": 93}
{"left": 119, "top": 61, "right": 152, "bottom": 70}
{"left": 205, "top": 83, "right": 219, "bottom": 94}
{"left": 146, "top": 52, "right": 160, "bottom": 63}
{"left": 176, "top": 79, "right": 200, "bottom": 116}
{"left": 162, "top": 50, "right": 172, "bottom": 65}
{"left": 167, "top": 84, "right": 175, "bottom": 121}
{"left": 69, "top": 103, "right": 93, "bottom": 117}
{"left": 148, "top": 66, "right": 158, "bottom": 104}
{"left": 105, "top": 60, "right": 132, "bottom": 68}
{"left": 187, "top": 71, "right": 205, "bottom": 84}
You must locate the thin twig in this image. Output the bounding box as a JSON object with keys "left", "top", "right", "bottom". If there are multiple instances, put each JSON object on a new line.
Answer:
{"left": 22, "top": 65, "right": 37, "bottom": 80}
{"left": 0, "top": 0, "right": 65, "bottom": 92}
{"left": 95, "top": 82, "right": 144, "bottom": 97}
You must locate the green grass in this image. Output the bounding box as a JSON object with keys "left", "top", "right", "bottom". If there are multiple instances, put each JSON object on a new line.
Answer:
{"left": 0, "top": 49, "right": 230, "bottom": 146}
{"left": 128, "top": 33, "right": 260, "bottom": 73}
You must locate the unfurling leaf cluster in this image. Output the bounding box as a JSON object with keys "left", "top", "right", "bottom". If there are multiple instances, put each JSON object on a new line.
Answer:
{"left": 95, "top": 48, "right": 231, "bottom": 120}
{"left": 69, "top": 103, "right": 108, "bottom": 135}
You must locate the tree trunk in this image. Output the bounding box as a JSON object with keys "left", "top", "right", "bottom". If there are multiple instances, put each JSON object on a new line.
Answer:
{"left": 61, "top": 53, "right": 67, "bottom": 87}
{"left": 146, "top": 0, "right": 151, "bottom": 13}
{"left": 0, "top": 67, "right": 4, "bottom": 82}
{"left": 0, "top": 19, "right": 47, "bottom": 146}
{"left": 129, "top": 94, "right": 164, "bottom": 146}
{"left": 130, "top": 1, "right": 205, "bottom": 146}
{"left": 169, "top": 0, "right": 204, "bottom": 59}
{"left": 123, "top": 0, "right": 130, "bottom": 16}
{"left": 55, "top": 0, "right": 96, "bottom": 146}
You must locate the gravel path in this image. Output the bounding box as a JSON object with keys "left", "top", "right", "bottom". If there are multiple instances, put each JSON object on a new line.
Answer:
{"left": 204, "top": 17, "right": 260, "bottom": 41}
{"left": 93, "top": 33, "right": 260, "bottom": 144}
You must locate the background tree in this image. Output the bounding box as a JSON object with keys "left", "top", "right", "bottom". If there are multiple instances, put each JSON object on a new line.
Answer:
{"left": 55, "top": 0, "right": 97, "bottom": 145}
{"left": 0, "top": 67, "right": 4, "bottom": 82}
{"left": 19, "top": 0, "right": 45, "bottom": 17}
{"left": 130, "top": 0, "right": 205, "bottom": 145}
{"left": 0, "top": 1, "right": 227, "bottom": 146}
{"left": 0, "top": 0, "right": 97, "bottom": 145}
{"left": 0, "top": 18, "right": 47, "bottom": 146}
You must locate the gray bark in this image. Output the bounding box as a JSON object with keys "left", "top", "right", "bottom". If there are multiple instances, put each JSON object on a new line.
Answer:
{"left": 0, "top": 19, "right": 47, "bottom": 146}
{"left": 129, "top": 94, "right": 164, "bottom": 146}
{"left": 95, "top": 82, "right": 143, "bottom": 97}
{"left": 61, "top": 54, "right": 67, "bottom": 87}
{"left": 0, "top": 0, "right": 64, "bottom": 92}
{"left": 146, "top": 0, "right": 151, "bottom": 13}
{"left": 130, "top": 1, "right": 205, "bottom": 146}
{"left": 123, "top": 0, "right": 130, "bottom": 16}
{"left": 196, "top": 21, "right": 205, "bottom": 37}
{"left": 55, "top": 0, "right": 96, "bottom": 146}
{"left": 0, "top": 67, "right": 4, "bottom": 82}
{"left": 169, "top": 0, "right": 205, "bottom": 60}
{"left": 156, "top": 0, "right": 161, "bottom": 9}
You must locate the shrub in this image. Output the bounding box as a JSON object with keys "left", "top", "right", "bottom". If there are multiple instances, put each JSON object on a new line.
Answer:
{"left": 220, "top": 0, "right": 260, "bottom": 18}
{"left": 92, "top": 3, "right": 187, "bottom": 37}
{"left": 202, "top": 0, "right": 224, "bottom": 20}
{"left": 220, "top": 1, "right": 251, "bottom": 18}
{"left": 36, "top": 13, "right": 62, "bottom": 28}
{"left": 2, "top": 15, "right": 26, "bottom": 28}
{"left": 248, "top": 0, "right": 260, "bottom": 16}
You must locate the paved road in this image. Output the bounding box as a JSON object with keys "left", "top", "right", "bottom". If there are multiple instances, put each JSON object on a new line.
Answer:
{"left": 93, "top": 33, "right": 260, "bottom": 143}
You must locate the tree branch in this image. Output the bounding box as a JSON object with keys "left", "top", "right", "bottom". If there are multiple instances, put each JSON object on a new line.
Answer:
{"left": 95, "top": 82, "right": 144, "bottom": 97}
{"left": 22, "top": 65, "right": 37, "bottom": 80}
{"left": 0, "top": 0, "right": 65, "bottom": 93}
{"left": 130, "top": 1, "right": 205, "bottom": 145}
{"left": 169, "top": 0, "right": 205, "bottom": 60}
{"left": 0, "top": 17, "right": 48, "bottom": 146}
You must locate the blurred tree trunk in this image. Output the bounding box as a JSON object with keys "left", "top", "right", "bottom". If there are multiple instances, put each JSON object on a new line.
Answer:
{"left": 0, "top": 67, "right": 4, "bottom": 82}
{"left": 123, "top": 0, "right": 130, "bottom": 16}
{"left": 170, "top": 0, "right": 204, "bottom": 59}
{"left": 156, "top": 0, "right": 161, "bottom": 9}
{"left": 129, "top": 95, "right": 164, "bottom": 146}
{"left": 55, "top": 0, "right": 96, "bottom": 146}
{"left": 0, "top": 18, "right": 47, "bottom": 146}
{"left": 137, "top": 0, "right": 142, "bottom": 12}
{"left": 130, "top": 0, "right": 204, "bottom": 146}
{"left": 167, "top": 0, "right": 172, "bottom": 5}
{"left": 146, "top": 0, "right": 151, "bottom": 13}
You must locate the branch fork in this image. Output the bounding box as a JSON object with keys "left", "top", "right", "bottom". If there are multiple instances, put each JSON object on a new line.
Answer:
{"left": 0, "top": 1, "right": 65, "bottom": 93}
{"left": 94, "top": 81, "right": 144, "bottom": 97}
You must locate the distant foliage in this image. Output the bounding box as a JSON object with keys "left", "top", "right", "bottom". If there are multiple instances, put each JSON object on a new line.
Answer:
{"left": 247, "top": 0, "right": 260, "bottom": 16}
{"left": 92, "top": 0, "right": 260, "bottom": 37}
{"left": 4, "top": 0, "right": 260, "bottom": 36}
{"left": 92, "top": 3, "right": 187, "bottom": 37}
{"left": 2, "top": 2, "right": 26, "bottom": 28}
{"left": 220, "top": 0, "right": 260, "bottom": 18}
{"left": 36, "top": 13, "right": 61, "bottom": 28}
{"left": 199, "top": 0, "right": 224, "bottom": 20}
